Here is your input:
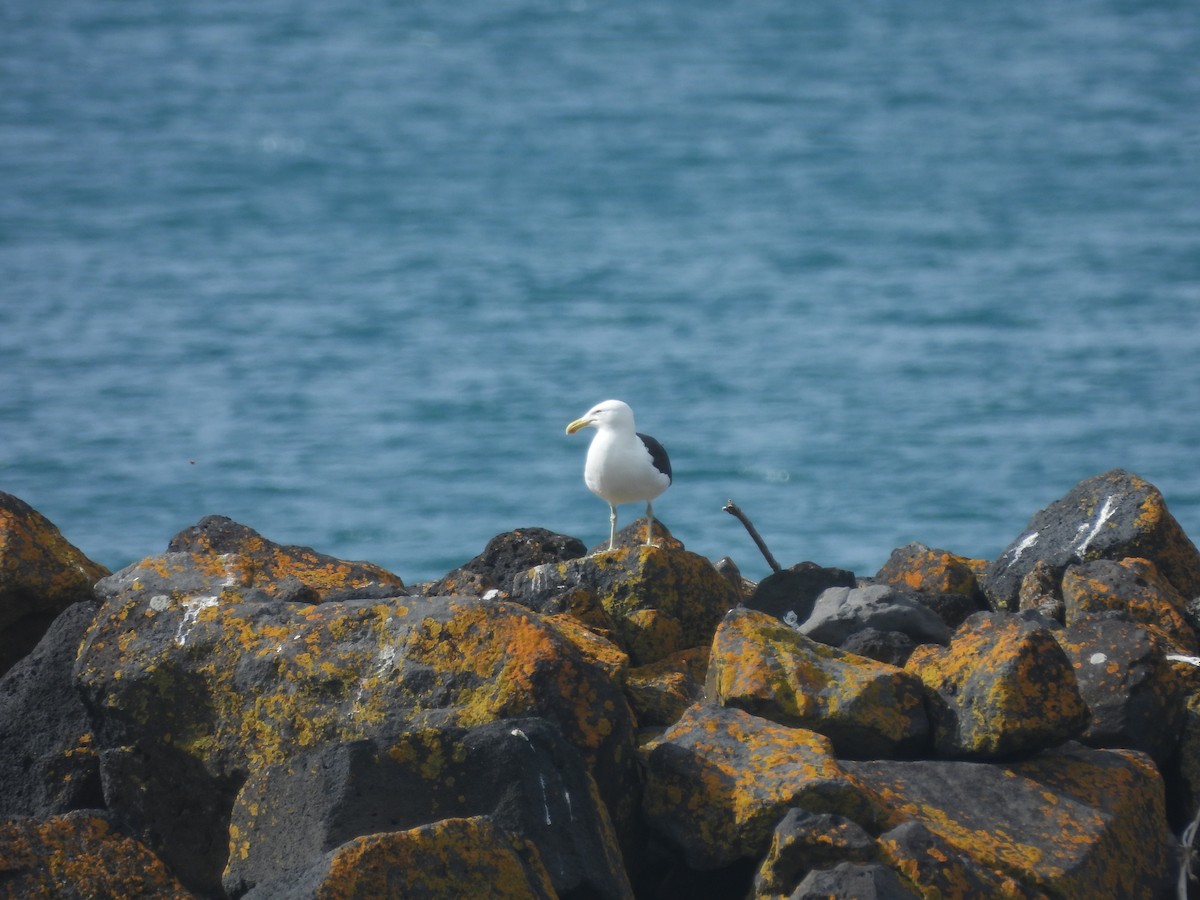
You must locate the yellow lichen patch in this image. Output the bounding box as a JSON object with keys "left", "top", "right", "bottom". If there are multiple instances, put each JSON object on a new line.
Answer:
{"left": 708, "top": 608, "right": 928, "bottom": 757}
{"left": 849, "top": 746, "right": 1166, "bottom": 897}
{"left": 877, "top": 545, "right": 981, "bottom": 597}
{"left": 0, "top": 812, "right": 191, "bottom": 898}
{"left": 0, "top": 494, "right": 108, "bottom": 627}
{"left": 544, "top": 546, "right": 735, "bottom": 666}
{"left": 876, "top": 823, "right": 1040, "bottom": 900}
{"left": 641, "top": 704, "right": 878, "bottom": 868}
{"left": 907, "top": 614, "right": 1087, "bottom": 757}
{"left": 1062, "top": 558, "right": 1198, "bottom": 655}
{"left": 312, "top": 817, "right": 556, "bottom": 900}
{"left": 623, "top": 608, "right": 685, "bottom": 663}
{"left": 624, "top": 648, "right": 709, "bottom": 729}
{"left": 383, "top": 728, "right": 468, "bottom": 783}
{"left": 542, "top": 613, "right": 630, "bottom": 683}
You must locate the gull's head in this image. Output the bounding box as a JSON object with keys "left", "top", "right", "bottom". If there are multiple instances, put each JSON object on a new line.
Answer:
{"left": 566, "top": 399, "right": 634, "bottom": 435}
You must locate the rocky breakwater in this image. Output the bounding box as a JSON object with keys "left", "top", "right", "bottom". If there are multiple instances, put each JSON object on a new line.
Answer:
{"left": 1, "top": 467, "right": 1198, "bottom": 898}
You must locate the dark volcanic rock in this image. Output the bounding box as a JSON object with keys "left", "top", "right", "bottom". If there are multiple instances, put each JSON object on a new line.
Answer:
{"left": 513, "top": 543, "right": 736, "bottom": 665}
{"left": 0, "top": 810, "right": 191, "bottom": 898}
{"left": 876, "top": 820, "right": 1044, "bottom": 899}
{"left": 839, "top": 627, "right": 917, "bottom": 667}
{"left": 285, "top": 816, "right": 558, "bottom": 900}
{"left": 707, "top": 607, "right": 929, "bottom": 759}
{"left": 226, "top": 718, "right": 632, "bottom": 900}
{"left": 752, "top": 810, "right": 878, "bottom": 898}
{"left": 591, "top": 517, "right": 686, "bottom": 554}
{"left": 744, "top": 561, "right": 857, "bottom": 627}
{"left": 158, "top": 514, "right": 407, "bottom": 602}
{"left": 427, "top": 527, "right": 587, "bottom": 597}
{"left": 0, "top": 602, "right": 102, "bottom": 819}
{"left": 1055, "top": 614, "right": 1185, "bottom": 764}
{"left": 0, "top": 493, "right": 108, "bottom": 676}
{"left": 875, "top": 543, "right": 985, "bottom": 601}
{"left": 640, "top": 704, "right": 878, "bottom": 870}
{"left": 791, "top": 862, "right": 921, "bottom": 899}
{"left": 846, "top": 744, "right": 1170, "bottom": 898}
{"left": 906, "top": 612, "right": 1089, "bottom": 758}
{"left": 1061, "top": 556, "right": 1198, "bottom": 654}
{"left": 75, "top": 590, "right": 638, "bottom": 897}
{"left": 985, "top": 469, "right": 1200, "bottom": 612}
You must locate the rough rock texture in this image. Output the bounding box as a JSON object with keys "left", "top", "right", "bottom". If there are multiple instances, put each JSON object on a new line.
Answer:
{"left": 744, "top": 562, "right": 857, "bottom": 628}
{"left": 0, "top": 810, "right": 191, "bottom": 898}
{"left": 640, "top": 704, "right": 878, "bottom": 870}
{"left": 906, "top": 612, "right": 1089, "bottom": 758}
{"left": 623, "top": 647, "right": 707, "bottom": 728}
{"left": 225, "top": 718, "right": 631, "bottom": 900}
{"left": 0, "top": 602, "right": 101, "bottom": 819}
{"left": 838, "top": 627, "right": 916, "bottom": 667}
{"left": 1056, "top": 614, "right": 1185, "bottom": 764}
{"left": 426, "top": 527, "right": 586, "bottom": 597}
{"left": 706, "top": 607, "right": 929, "bottom": 758}
{"left": 285, "top": 816, "right": 558, "bottom": 900}
{"left": 100, "top": 514, "right": 408, "bottom": 607}
{"left": 1062, "top": 557, "right": 1199, "bottom": 655}
{"left": 876, "top": 543, "right": 983, "bottom": 598}
{"left": 985, "top": 469, "right": 1200, "bottom": 611}
{"left": 75, "top": 588, "right": 637, "bottom": 896}
{"left": 791, "top": 862, "right": 920, "bottom": 899}
{"left": 0, "top": 492, "right": 108, "bottom": 676}
{"left": 1, "top": 477, "right": 1195, "bottom": 898}
{"left": 592, "top": 517, "right": 686, "bottom": 554}
{"left": 512, "top": 543, "right": 736, "bottom": 665}
{"left": 752, "top": 810, "right": 877, "bottom": 899}
{"left": 874, "top": 543, "right": 988, "bottom": 630}
{"left": 846, "top": 744, "right": 1171, "bottom": 899}
{"left": 1017, "top": 558, "right": 1064, "bottom": 618}
{"left": 875, "top": 820, "right": 1043, "bottom": 900}
{"left": 801, "top": 583, "right": 952, "bottom": 648}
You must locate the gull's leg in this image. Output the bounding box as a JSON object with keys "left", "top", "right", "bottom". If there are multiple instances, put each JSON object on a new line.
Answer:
{"left": 608, "top": 503, "right": 618, "bottom": 551}
{"left": 645, "top": 501, "right": 655, "bottom": 546}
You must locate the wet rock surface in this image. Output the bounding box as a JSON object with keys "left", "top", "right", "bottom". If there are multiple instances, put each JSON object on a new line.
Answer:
{"left": 3, "top": 469, "right": 1199, "bottom": 897}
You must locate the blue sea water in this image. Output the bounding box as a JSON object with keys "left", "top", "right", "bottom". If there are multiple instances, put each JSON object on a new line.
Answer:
{"left": 2, "top": 0, "right": 1199, "bottom": 586}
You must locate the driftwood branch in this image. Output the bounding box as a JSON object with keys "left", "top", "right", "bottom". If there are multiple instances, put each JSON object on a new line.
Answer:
{"left": 722, "top": 500, "right": 782, "bottom": 573}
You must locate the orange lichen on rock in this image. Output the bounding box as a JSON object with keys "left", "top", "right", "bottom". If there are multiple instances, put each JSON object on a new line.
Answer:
{"left": 128, "top": 515, "right": 408, "bottom": 602}
{"left": 0, "top": 493, "right": 108, "bottom": 608}
{"left": 1127, "top": 479, "right": 1200, "bottom": 600}
{"left": 309, "top": 817, "right": 557, "bottom": 900}
{"left": 623, "top": 646, "right": 708, "bottom": 728}
{"left": 515, "top": 544, "right": 736, "bottom": 665}
{"left": 1061, "top": 557, "right": 1199, "bottom": 655}
{"left": 875, "top": 820, "right": 1045, "bottom": 900}
{"left": 906, "top": 612, "right": 1088, "bottom": 758}
{"left": 640, "top": 704, "right": 879, "bottom": 869}
{"left": 875, "top": 543, "right": 982, "bottom": 598}
{"left": 542, "top": 613, "right": 630, "bottom": 683}
{"left": 0, "top": 493, "right": 109, "bottom": 673}
{"left": 847, "top": 744, "right": 1168, "bottom": 898}
{"left": 76, "top": 588, "right": 641, "bottom": 887}
{"left": 707, "top": 607, "right": 929, "bottom": 758}
{"left": 0, "top": 811, "right": 191, "bottom": 898}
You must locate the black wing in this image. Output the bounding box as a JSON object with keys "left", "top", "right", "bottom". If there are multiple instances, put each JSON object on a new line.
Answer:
{"left": 637, "top": 433, "right": 672, "bottom": 482}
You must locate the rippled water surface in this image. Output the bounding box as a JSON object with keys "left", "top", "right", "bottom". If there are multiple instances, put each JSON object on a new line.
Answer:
{"left": 3, "top": 0, "right": 1198, "bottom": 583}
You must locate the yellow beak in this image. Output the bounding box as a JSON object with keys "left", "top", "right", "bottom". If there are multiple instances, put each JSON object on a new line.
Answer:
{"left": 565, "top": 417, "right": 592, "bottom": 435}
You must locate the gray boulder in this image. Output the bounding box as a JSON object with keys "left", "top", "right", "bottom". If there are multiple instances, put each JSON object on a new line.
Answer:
{"left": 800, "top": 584, "right": 952, "bottom": 647}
